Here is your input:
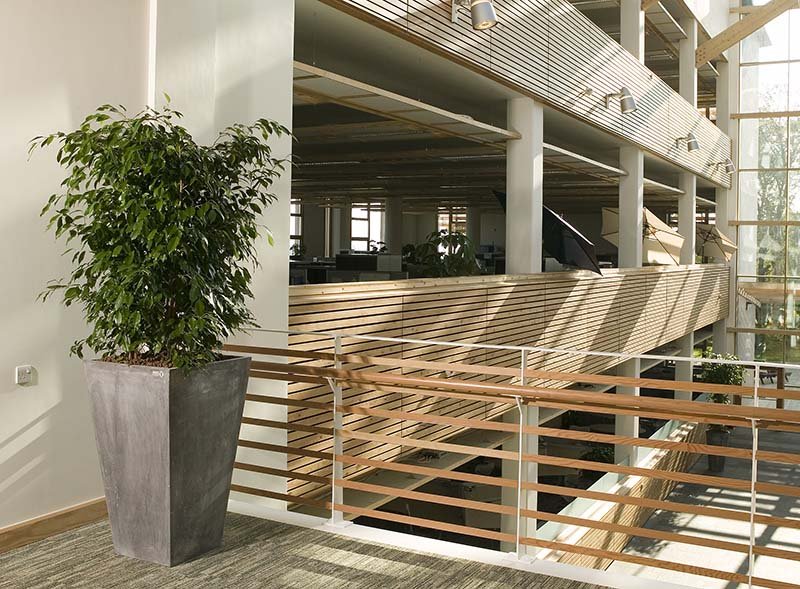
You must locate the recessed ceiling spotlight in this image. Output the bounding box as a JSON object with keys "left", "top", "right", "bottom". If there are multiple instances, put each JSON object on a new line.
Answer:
{"left": 676, "top": 131, "right": 700, "bottom": 152}
{"left": 604, "top": 87, "right": 637, "bottom": 114}
{"left": 451, "top": 0, "right": 498, "bottom": 31}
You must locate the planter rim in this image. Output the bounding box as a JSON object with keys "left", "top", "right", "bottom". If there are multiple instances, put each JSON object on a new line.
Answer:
{"left": 84, "top": 354, "right": 249, "bottom": 372}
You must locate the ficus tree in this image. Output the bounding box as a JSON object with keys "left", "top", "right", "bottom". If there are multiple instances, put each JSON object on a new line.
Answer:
{"left": 31, "top": 103, "right": 288, "bottom": 368}
{"left": 406, "top": 230, "right": 482, "bottom": 278}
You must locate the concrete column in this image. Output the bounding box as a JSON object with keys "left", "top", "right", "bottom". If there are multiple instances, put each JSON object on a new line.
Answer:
{"left": 615, "top": 0, "right": 644, "bottom": 466}
{"left": 678, "top": 173, "right": 697, "bottom": 265}
{"left": 615, "top": 359, "right": 641, "bottom": 466}
{"left": 675, "top": 334, "right": 694, "bottom": 401}
{"left": 418, "top": 211, "right": 438, "bottom": 242}
{"left": 713, "top": 58, "right": 737, "bottom": 354}
{"left": 676, "top": 16, "right": 698, "bottom": 392}
{"left": 618, "top": 146, "right": 644, "bottom": 268}
{"left": 501, "top": 402, "right": 539, "bottom": 554}
{"left": 466, "top": 206, "right": 482, "bottom": 245}
{"left": 678, "top": 16, "right": 698, "bottom": 266}
{"left": 384, "top": 198, "right": 403, "bottom": 254}
{"left": 620, "top": 0, "right": 645, "bottom": 62}
{"left": 506, "top": 98, "right": 543, "bottom": 274}
{"left": 338, "top": 198, "right": 351, "bottom": 253}
{"left": 151, "top": 0, "right": 295, "bottom": 508}
{"left": 301, "top": 203, "right": 326, "bottom": 258}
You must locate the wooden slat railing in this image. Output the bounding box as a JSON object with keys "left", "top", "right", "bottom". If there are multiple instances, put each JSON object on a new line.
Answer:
{"left": 282, "top": 265, "right": 731, "bottom": 498}
{"left": 227, "top": 342, "right": 800, "bottom": 589}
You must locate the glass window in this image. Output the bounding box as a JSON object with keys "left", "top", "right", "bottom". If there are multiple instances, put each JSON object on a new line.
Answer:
{"left": 740, "top": 63, "right": 789, "bottom": 113}
{"left": 738, "top": 171, "right": 787, "bottom": 221}
{"left": 788, "top": 227, "right": 800, "bottom": 275}
{"left": 290, "top": 201, "right": 302, "bottom": 253}
{"left": 785, "top": 281, "right": 800, "bottom": 330}
{"left": 733, "top": 12, "right": 800, "bottom": 364}
{"left": 739, "top": 118, "right": 786, "bottom": 170}
{"left": 791, "top": 9, "right": 800, "bottom": 60}
{"left": 758, "top": 226, "right": 787, "bottom": 276}
{"left": 790, "top": 63, "right": 800, "bottom": 111}
{"left": 789, "top": 172, "right": 800, "bottom": 220}
{"left": 789, "top": 118, "right": 800, "bottom": 168}
{"left": 741, "top": 12, "right": 790, "bottom": 63}
{"left": 350, "top": 202, "right": 384, "bottom": 252}
{"left": 755, "top": 332, "right": 785, "bottom": 362}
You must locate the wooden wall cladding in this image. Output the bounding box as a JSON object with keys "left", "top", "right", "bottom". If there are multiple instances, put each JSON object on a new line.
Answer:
{"left": 318, "top": 0, "right": 732, "bottom": 188}
{"left": 283, "top": 265, "right": 730, "bottom": 498}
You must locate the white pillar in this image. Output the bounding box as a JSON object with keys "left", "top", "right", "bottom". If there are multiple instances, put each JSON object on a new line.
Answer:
{"left": 466, "top": 206, "right": 482, "bottom": 245}
{"left": 384, "top": 198, "right": 403, "bottom": 254}
{"left": 151, "top": 0, "right": 295, "bottom": 507}
{"left": 618, "top": 147, "right": 644, "bottom": 268}
{"left": 506, "top": 98, "right": 543, "bottom": 274}
{"left": 339, "top": 198, "right": 351, "bottom": 253}
{"left": 678, "top": 173, "right": 697, "bottom": 265}
{"left": 302, "top": 203, "right": 326, "bottom": 258}
{"left": 616, "top": 359, "right": 641, "bottom": 466}
{"left": 501, "top": 400, "right": 539, "bottom": 554}
{"left": 714, "top": 57, "right": 737, "bottom": 354}
{"left": 615, "top": 0, "right": 644, "bottom": 465}
{"left": 620, "top": 0, "right": 645, "bottom": 62}
{"left": 418, "top": 211, "right": 438, "bottom": 242}
{"left": 675, "top": 334, "right": 694, "bottom": 401}
{"left": 676, "top": 16, "right": 698, "bottom": 393}
{"left": 678, "top": 16, "right": 698, "bottom": 266}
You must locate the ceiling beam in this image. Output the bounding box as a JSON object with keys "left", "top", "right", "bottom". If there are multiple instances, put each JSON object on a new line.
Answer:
{"left": 696, "top": 0, "right": 800, "bottom": 67}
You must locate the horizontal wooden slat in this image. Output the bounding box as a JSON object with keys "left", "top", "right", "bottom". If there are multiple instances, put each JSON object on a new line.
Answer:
{"left": 334, "top": 478, "right": 800, "bottom": 563}
{"left": 339, "top": 429, "right": 800, "bottom": 498}
{"left": 331, "top": 502, "right": 794, "bottom": 589}
{"left": 336, "top": 453, "right": 800, "bottom": 531}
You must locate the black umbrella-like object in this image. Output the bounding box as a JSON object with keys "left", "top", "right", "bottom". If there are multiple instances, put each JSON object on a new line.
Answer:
{"left": 493, "top": 191, "right": 602, "bottom": 274}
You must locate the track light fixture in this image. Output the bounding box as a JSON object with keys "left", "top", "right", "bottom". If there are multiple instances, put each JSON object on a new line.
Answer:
{"left": 676, "top": 131, "right": 700, "bottom": 152}
{"left": 717, "top": 157, "right": 736, "bottom": 174}
{"left": 451, "top": 0, "right": 498, "bottom": 31}
{"left": 604, "top": 87, "right": 637, "bottom": 114}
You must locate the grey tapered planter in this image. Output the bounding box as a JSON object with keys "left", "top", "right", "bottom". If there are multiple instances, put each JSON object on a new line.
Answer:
{"left": 84, "top": 355, "right": 250, "bottom": 566}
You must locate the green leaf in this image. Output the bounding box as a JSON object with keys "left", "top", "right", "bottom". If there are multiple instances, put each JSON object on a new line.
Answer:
{"left": 35, "top": 102, "right": 289, "bottom": 368}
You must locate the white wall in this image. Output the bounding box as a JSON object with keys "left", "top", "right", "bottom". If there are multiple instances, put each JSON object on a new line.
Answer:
{"left": 0, "top": 0, "right": 149, "bottom": 528}
{"left": 402, "top": 212, "right": 438, "bottom": 246}
{"left": 151, "top": 0, "right": 295, "bottom": 511}
{"left": 0, "top": 0, "right": 295, "bottom": 527}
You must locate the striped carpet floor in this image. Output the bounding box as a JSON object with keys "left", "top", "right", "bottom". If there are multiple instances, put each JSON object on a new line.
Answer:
{"left": 0, "top": 513, "right": 604, "bottom": 588}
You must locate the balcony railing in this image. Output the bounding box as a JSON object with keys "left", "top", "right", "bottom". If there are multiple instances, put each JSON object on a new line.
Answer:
{"left": 226, "top": 330, "right": 800, "bottom": 589}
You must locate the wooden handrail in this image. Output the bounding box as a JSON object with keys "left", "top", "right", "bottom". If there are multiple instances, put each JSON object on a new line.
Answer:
{"left": 242, "top": 358, "right": 800, "bottom": 425}
{"left": 228, "top": 344, "right": 773, "bottom": 399}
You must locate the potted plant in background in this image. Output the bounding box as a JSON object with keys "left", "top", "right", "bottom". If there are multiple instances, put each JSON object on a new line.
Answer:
{"left": 31, "top": 103, "right": 288, "bottom": 566}
{"left": 699, "top": 353, "right": 744, "bottom": 473}
{"left": 405, "top": 230, "right": 482, "bottom": 278}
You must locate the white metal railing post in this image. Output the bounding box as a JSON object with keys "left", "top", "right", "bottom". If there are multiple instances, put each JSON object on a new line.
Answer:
{"left": 515, "top": 394, "right": 524, "bottom": 560}
{"left": 514, "top": 349, "right": 529, "bottom": 559}
{"left": 328, "top": 334, "right": 344, "bottom": 525}
{"left": 747, "top": 364, "right": 760, "bottom": 589}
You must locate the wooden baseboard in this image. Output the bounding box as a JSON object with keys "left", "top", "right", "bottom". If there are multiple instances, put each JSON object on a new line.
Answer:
{"left": 0, "top": 497, "right": 107, "bottom": 554}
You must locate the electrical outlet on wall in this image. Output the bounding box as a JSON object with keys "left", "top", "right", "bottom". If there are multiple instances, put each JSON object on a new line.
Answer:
{"left": 15, "top": 365, "right": 34, "bottom": 386}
